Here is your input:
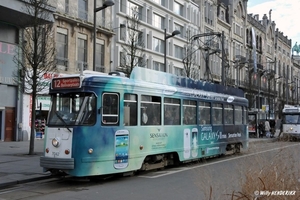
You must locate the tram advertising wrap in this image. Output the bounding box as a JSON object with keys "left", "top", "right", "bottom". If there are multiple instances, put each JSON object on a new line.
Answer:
{"left": 40, "top": 67, "right": 248, "bottom": 177}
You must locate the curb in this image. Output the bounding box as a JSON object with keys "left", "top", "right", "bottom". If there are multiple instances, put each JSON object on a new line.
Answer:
{"left": 0, "top": 174, "right": 52, "bottom": 189}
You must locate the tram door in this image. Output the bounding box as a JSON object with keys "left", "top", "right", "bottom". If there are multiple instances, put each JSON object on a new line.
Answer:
{"left": 5, "top": 108, "right": 15, "bottom": 141}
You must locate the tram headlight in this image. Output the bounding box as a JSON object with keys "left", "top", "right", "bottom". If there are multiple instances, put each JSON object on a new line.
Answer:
{"left": 52, "top": 137, "right": 61, "bottom": 147}
{"left": 290, "top": 127, "right": 293, "bottom": 131}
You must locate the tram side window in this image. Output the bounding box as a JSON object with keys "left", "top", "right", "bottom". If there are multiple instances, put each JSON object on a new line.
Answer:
{"left": 102, "top": 93, "right": 119, "bottom": 125}
{"left": 183, "top": 100, "right": 197, "bottom": 125}
{"left": 224, "top": 104, "right": 233, "bottom": 124}
{"left": 124, "top": 93, "right": 137, "bottom": 126}
{"left": 164, "top": 98, "right": 180, "bottom": 125}
{"left": 199, "top": 102, "right": 211, "bottom": 124}
{"left": 212, "top": 103, "right": 222, "bottom": 124}
{"left": 141, "top": 95, "right": 161, "bottom": 126}
{"left": 235, "top": 106, "right": 243, "bottom": 125}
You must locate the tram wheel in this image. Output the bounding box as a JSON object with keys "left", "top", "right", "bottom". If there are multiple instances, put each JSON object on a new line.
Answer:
{"left": 50, "top": 169, "right": 67, "bottom": 176}
{"left": 233, "top": 144, "right": 240, "bottom": 154}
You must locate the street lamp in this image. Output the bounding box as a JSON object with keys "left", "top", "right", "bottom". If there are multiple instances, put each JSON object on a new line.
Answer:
{"left": 164, "top": 28, "right": 180, "bottom": 72}
{"left": 93, "top": 0, "right": 114, "bottom": 71}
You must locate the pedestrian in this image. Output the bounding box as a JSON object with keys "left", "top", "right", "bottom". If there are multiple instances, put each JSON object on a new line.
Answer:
{"left": 258, "top": 121, "right": 264, "bottom": 138}
{"left": 265, "top": 120, "right": 271, "bottom": 138}
{"left": 269, "top": 119, "right": 276, "bottom": 138}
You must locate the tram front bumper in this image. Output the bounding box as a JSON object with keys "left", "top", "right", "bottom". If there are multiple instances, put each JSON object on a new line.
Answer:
{"left": 40, "top": 156, "right": 74, "bottom": 170}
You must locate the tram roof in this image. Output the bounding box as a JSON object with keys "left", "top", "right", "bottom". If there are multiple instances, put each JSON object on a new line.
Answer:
{"left": 77, "top": 67, "right": 244, "bottom": 98}
{"left": 130, "top": 67, "right": 244, "bottom": 97}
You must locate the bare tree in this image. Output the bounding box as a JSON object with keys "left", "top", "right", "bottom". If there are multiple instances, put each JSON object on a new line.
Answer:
{"left": 119, "top": 6, "right": 145, "bottom": 77}
{"left": 14, "top": 0, "right": 56, "bottom": 155}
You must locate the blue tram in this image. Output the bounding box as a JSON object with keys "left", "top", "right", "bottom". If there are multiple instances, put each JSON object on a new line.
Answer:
{"left": 40, "top": 67, "right": 248, "bottom": 176}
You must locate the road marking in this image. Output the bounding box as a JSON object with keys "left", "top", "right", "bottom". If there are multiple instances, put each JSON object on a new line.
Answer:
{"left": 138, "top": 143, "right": 300, "bottom": 178}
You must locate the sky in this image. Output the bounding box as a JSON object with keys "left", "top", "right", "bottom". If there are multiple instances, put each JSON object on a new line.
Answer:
{"left": 247, "top": 0, "right": 300, "bottom": 50}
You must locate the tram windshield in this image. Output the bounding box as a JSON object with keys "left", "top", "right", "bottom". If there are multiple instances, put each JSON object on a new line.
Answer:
{"left": 283, "top": 114, "right": 300, "bottom": 124}
{"left": 47, "top": 92, "right": 96, "bottom": 126}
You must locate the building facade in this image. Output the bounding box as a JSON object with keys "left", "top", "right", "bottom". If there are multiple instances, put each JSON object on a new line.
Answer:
{"left": 1, "top": 0, "right": 298, "bottom": 141}
{"left": 0, "top": 0, "right": 54, "bottom": 141}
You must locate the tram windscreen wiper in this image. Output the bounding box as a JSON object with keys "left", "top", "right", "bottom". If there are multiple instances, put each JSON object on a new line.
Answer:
{"left": 55, "top": 111, "right": 72, "bottom": 132}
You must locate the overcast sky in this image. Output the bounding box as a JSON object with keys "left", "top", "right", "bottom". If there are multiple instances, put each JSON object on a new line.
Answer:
{"left": 247, "top": 0, "right": 299, "bottom": 52}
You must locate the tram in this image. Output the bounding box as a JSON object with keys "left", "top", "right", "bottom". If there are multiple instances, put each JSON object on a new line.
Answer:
{"left": 40, "top": 67, "right": 248, "bottom": 177}
{"left": 282, "top": 104, "right": 300, "bottom": 139}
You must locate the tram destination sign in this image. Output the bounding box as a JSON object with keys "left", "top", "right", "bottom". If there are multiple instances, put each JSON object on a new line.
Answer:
{"left": 52, "top": 77, "right": 81, "bottom": 89}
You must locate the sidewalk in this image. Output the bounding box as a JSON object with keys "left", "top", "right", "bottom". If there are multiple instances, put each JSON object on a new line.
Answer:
{"left": 0, "top": 137, "right": 277, "bottom": 189}
{"left": 0, "top": 139, "right": 50, "bottom": 188}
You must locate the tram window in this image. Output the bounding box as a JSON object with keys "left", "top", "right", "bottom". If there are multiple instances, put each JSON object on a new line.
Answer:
{"left": 183, "top": 100, "right": 196, "bottom": 125}
{"left": 141, "top": 95, "right": 161, "bottom": 126}
{"left": 212, "top": 103, "right": 222, "bottom": 124}
{"left": 235, "top": 106, "right": 243, "bottom": 125}
{"left": 224, "top": 104, "right": 233, "bottom": 124}
{"left": 164, "top": 98, "right": 180, "bottom": 125}
{"left": 102, "top": 93, "right": 119, "bottom": 125}
{"left": 124, "top": 93, "right": 137, "bottom": 126}
{"left": 82, "top": 96, "right": 96, "bottom": 125}
{"left": 199, "top": 102, "right": 211, "bottom": 124}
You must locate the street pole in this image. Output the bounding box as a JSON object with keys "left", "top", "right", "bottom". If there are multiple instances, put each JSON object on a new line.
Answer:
{"left": 268, "top": 77, "right": 271, "bottom": 119}
{"left": 93, "top": 0, "right": 114, "bottom": 71}
{"left": 205, "top": 50, "right": 209, "bottom": 80}
{"left": 164, "top": 28, "right": 167, "bottom": 72}
{"left": 163, "top": 29, "right": 180, "bottom": 72}
{"left": 221, "top": 31, "right": 225, "bottom": 86}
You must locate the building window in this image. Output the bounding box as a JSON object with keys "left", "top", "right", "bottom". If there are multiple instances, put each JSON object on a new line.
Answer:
{"left": 77, "top": 37, "right": 87, "bottom": 70}
{"left": 65, "top": 0, "right": 69, "bottom": 14}
{"left": 78, "top": 0, "right": 88, "bottom": 20}
{"left": 174, "top": 1, "right": 183, "bottom": 16}
{"left": 235, "top": 43, "right": 241, "bottom": 57}
{"left": 153, "top": 37, "right": 164, "bottom": 53}
{"left": 95, "top": 42, "right": 104, "bottom": 72}
{"left": 128, "top": 28, "right": 143, "bottom": 47}
{"left": 205, "top": 1, "right": 213, "bottom": 25}
{"left": 174, "top": 67, "right": 183, "bottom": 76}
{"left": 267, "top": 44, "right": 271, "bottom": 54}
{"left": 236, "top": 3, "right": 242, "bottom": 18}
{"left": 153, "top": 13, "right": 165, "bottom": 29}
{"left": 128, "top": 1, "right": 142, "bottom": 19}
{"left": 56, "top": 31, "right": 68, "bottom": 70}
{"left": 220, "top": 10, "right": 225, "bottom": 21}
{"left": 153, "top": 61, "right": 164, "bottom": 72}
{"left": 235, "top": 23, "right": 241, "bottom": 36}
{"left": 153, "top": 0, "right": 166, "bottom": 7}
{"left": 175, "top": 45, "right": 183, "bottom": 59}
{"left": 174, "top": 23, "right": 184, "bottom": 38}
